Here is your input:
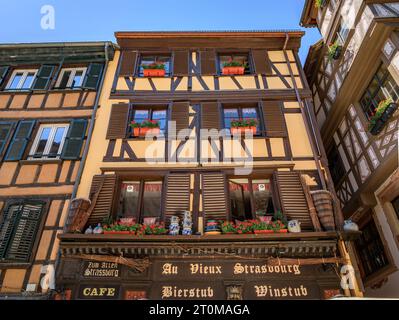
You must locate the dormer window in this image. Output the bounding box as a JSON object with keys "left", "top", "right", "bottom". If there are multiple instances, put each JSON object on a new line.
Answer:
{"left": 55, "top": 67, "right": 87, "bottom": 89}
{"left": 6, "top": 69, "right": 38, "bottom": 90}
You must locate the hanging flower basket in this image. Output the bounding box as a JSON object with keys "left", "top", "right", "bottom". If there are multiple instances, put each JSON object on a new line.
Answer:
{"left": 368, "top": 99, "right": 398, "bottom": 136}
{"left": 142, "top": 63, "right": 166, "bottom": 77}
{"left": 328, "top": 42, "right": 342, "bottom": 61}
{"left": 222, "top": 60, "right": 246, "bottom": 75}
{"left": 230, "top": 119, "right": 258, "bottom": 135}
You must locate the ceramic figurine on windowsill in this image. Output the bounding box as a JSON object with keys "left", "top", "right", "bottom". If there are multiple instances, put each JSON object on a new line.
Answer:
{"left": 182, "top": 211, "right": 193, "bottom": 235}
{"left": 169, "top": 215, "right": 180, "bottom": 235}
{"left": 343, "top": 220, "right": 359, "bottom": 232}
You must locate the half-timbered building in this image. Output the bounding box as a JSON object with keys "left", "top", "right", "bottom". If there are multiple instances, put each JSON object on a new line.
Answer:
{"left": 0, "top": 42, "right": 116, "bottom": 298}
{"left": 56, "top": 31, "right": 361, "bottom": 300}
{"left": 301, "top": 0, "right": 399, "bottom": 297}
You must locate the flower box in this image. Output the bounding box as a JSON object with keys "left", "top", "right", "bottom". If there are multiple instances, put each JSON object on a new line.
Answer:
{"left": 369, "top": 102, "right": 398, "bottom": 136}
{"left": 103, "top": 230, "right": 130, "bottom": 235}
{"left": 143, "top": 69, "right": 165, "bottom": 77}
{"left": 254, "top": 230, "right": 274, "bottom": 234}
{"left": 230, "top": 126, "right": 257, "bottom": 135}
{"left": 328, "top": 43, "right": 343, "bottom": 61}
{"left": 276, "top": 229, "right": 288, "bottom": 233}
{"left": 222, "top": 67, "right": 245, "bottom": 75}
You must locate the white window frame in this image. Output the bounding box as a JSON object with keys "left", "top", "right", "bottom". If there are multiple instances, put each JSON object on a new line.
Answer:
{"left": 6, "top": 69, "right": 38, "bottom": 90}
{"left": 28, "top": 123, "right": 69, "bottom": 160}
{"left": 55, "top": 67, "right": 87, "bottom": 89}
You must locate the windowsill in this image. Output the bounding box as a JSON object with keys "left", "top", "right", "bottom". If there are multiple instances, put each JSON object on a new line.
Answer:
{"left": 217, "top": 74, "right": 255, "bottom": 77}
{"left": 20, "top": 158, "right": 63, "bottom": 165}
{"left": 0, "top": 261, "right": 31, "bottom": 269}
{"left": 363, "top": 264, "right": 398, "bottom": 288}
{"left": 0, "top": 88, "right": 96, "bottom": 94}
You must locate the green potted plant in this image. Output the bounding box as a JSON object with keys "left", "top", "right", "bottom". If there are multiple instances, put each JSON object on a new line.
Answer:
{"left": 142, "top": 62, "right": 166, "bottom": 77}
{"left": 144, "top": 223, "right": 168, "bottom": 235}
{"left": 129, "top": 120, "right": 160, "bottom": 137}
{"left": 230, "top": 118, "right": 258, "bottom": 135}
{"left": 221, "top": 221, "right": 237, "bottom": 234}
{"left": 103, "top": 222, "right": 130, "bottom": 235}
{"left": 328, "top": 42, "right": 342, "bottom": 60}
{"left": 368, "top": 98, "right": 398, "bottom": 135}
{"left": 235, "top": 220, "right": 254, "bottom": 234}
{"left": 255, "top": 210, "right": 273, "bottom": 224}
{"left": 252, "top": 221, "right": 273, "bottom": 234}
{"left": 272, "top": 211, "right": 288, "bottom": 233}
{"left": 222, "top": 59, "right": 247, "bottom": 75}
{"left": 315, "top": 0, "right": 327, "bottom": 9}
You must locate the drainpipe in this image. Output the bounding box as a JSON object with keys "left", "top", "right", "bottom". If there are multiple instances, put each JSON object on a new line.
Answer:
{"left": 282, "top": 32, "right": 344, "bottom": 230}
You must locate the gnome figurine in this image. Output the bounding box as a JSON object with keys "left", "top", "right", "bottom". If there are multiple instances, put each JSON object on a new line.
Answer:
{"left": 182, "top": 211, "right": 193, "bottom": 235}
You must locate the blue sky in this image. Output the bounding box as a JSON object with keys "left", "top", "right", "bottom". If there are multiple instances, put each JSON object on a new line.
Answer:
{"left": 0, "top": 0, "right": 321, "bottom": 63}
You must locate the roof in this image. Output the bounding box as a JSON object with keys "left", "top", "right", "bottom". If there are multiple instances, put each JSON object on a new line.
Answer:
{"left": 300, "top": 0, "right": 318, "bottom": 27}
{"left": 115, "top": 30, "right": 305, "bottom": 39}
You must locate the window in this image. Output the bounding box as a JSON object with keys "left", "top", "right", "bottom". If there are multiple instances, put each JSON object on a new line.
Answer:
{"left": 354, "top": 216, "right": 389, "bottom": 279}
{"left": 130, "top": 107, "right": 168, "bottom": 136}
{"left": 223, "top": 106, "right": 261, "bottom": 134}
{"left": 327, "top": 145, "right": 346, "bottom": 185}
{"left": 0, "top": 201, "right": 44, "bottom": 262}
{"left": 29, "top": 124, "right": 69, "bottom": 159}
{"left": 55, "top": 67, "right": 87, "bottom": 89}
{"left": 218, "top": 53, "right": 251, "bottom": 75}
{"left": 6, "top": 69, "right": 37, "bottom": 90}
{"left": 138, "top": 55, "right": 171, "bottom": 77}
{"left": 360, "top": 63, "right": 399, "bottom": 120}
{"left": 335, "top": 19, "right": 350, "bottom": 45}
{"left": 117, "top": 179, "right": 163, "bottom": 223}
{"left": 229, "top": 178, "right": 275, "bottom": 221}
{"left": 392, "top": 196, "right": 399, "bottom": 221}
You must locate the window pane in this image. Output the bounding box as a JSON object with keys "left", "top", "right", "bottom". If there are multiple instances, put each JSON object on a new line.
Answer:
{"left": 21, "top": 72, "right": 35, "bottom": 89}
{"left": 71, "top": 70, "right": 83, "bottom": 88}
{"left": 252, "top": 179, "right": 274, "bottom": 215}
{"left": 59, "top": 71, "right": 71, "bottom": 88}
{"left": 152, "top": 110, "right": 167, "bottom": 132}
{"left": 34, "top": 127, "right": 51, "bottom": 156}
{"left": 229, "top": 178, "right": 252, "bottom": 220}
{"left": 48, "top": 127, "right": 66, "bottom": 156}
{"left": 223, "top": 108, "right": 239, "bottom": 129}
{"left": 142, "top": 181, "right": 162, "bottom": 218}
{"left": 133, "top": 110, "right": 150, "bottom": 123}
{"left": 8, "top": 73, "right": 23, "bottom": 89}
{"left": 119, "top": 182, "right": 140, "bottom": 219}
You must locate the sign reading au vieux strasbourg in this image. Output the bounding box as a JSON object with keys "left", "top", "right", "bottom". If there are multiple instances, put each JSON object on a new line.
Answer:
{"left": 76, "top": 259, "right": 338, "bottom": 300}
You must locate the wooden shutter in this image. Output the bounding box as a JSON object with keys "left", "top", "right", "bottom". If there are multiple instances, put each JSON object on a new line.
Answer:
{"left": 0, "top": 202, "right": 44, "bottom": 261}
{"left": 262, "top": 101, "right": 287, "bottom": 137}
{"left": 200, "top": 50, "right": 217, "bottom": 75}
{"left": 252, "top": 50, "right": 272, "bottom": 75}
{"left": 274, "top": 171, "right": 312, "bottom": 230}
{"left": 87, "top": 174, "right": 117, "bottom": 226}
{"left": 4, "top": 120, "right": 35, "bottom": 161}
{"left": 163, "top": 173, "right": 190, "bottom": 224}
{"left": 173, "top": 51, "right": 189, "bottom": 76}
{"left": 119, "top": 51, "right": 137, "bottom": 77}
{"left": 171, "top": 102, "right": 189, "bottom": 134}
{"left": 201, "top": 102, "right": 220, "bottom": 131}
{"left": 0, "top": 66, "right": 9, "bottom": 87}
{"left": 82, "top": 63, "right": 103, "bottom": 89}
{"left": 202, "top": 173, "right": 228, "bottom": 221}
{"left": 61, "top": 119, "right": 88, "bottom": 160}
{"left": 32, "top": 65, "right": 55, "bottom": 90}
{"left": 106, "top": 104, "right": 130, "bottom": 139}
{"left": 0, "top": 122, "right": 15, "bottom": 159}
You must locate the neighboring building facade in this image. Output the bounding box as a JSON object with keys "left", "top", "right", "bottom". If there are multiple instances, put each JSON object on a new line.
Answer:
{"left": 0, "top": 42, "right": 115, "bottom": 298}
{"left": 55, "top": 31, "right": 362, "bottom": 300}
{"left": 301, "top": 0, "right": 399, "bottom": 297}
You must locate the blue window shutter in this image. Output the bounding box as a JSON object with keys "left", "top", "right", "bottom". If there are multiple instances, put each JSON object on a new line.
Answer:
{"left": 32, "top": 65, "right": 55, "bottom": 90}
{"left": 82, "top": 63, "right": 103, "bottom": 90}
{"left": 4, "top": 120, "right": 35, "bottom": 161}
{"left": 61, "top": 119, "right": 88, "bottom": 160}
{"left": 0, "top": 122, "right": 15, "bottom": 158}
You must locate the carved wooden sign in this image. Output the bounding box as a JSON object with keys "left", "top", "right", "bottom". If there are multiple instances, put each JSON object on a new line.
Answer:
{"left": 82, "top": 261, "right": 121, "bottom": 278}
{"left": 78, "top": 284, "right": 120, "bottom": 299}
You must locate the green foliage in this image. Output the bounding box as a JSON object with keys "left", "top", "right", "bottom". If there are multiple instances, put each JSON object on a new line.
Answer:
{"left": 223, "top": 60, "right": 246, "bottom": 68}
{"left": 142, "top": 62, "right": 165, "bottom": 70}
{"left": 327, "top": 42, "right": 341, "bottom": 61}
{"left": 368, "top": 98, "right": 394, "bottom": 130}
{"left": 230, "top": 118, "right": 258, "bottom": 128}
